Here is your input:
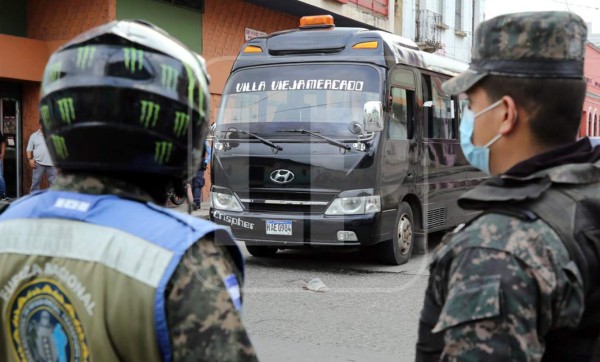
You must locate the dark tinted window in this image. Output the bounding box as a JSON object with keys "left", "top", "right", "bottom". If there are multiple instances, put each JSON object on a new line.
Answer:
{"left": 389, "top": 87, "right": 414, "bottom": 140}
{"left": 423, "top": 74, "right": 458, "bottom": 139}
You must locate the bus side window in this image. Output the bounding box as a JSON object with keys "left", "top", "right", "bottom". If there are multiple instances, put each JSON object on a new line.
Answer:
{"left": 421, "top": 74, "right": 433, "bottom": 138}
{"left": 389, "top": 87, "right": 414, "bottom": 140}
{"left": 431, "top": 75, "right": 456, "bottom": 139}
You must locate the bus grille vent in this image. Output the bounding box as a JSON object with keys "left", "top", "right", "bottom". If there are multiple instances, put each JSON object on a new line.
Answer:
{"left": 426, "top": 207, "right": 447, "bottom": 229}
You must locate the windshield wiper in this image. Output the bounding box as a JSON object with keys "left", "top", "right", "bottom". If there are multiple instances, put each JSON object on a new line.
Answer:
{"left": 225, "top": 127, "right": 283, "bottom": 151}
{"left": 278, "top": 129, "right": 351, "bottom": 151}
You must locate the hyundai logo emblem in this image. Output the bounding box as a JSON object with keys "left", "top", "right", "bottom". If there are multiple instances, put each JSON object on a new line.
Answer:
{"left": 270, "top": 169, "right": 295, "bottom": 184}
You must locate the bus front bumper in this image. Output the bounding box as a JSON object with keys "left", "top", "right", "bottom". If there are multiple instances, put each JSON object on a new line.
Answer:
{"left": 209, "top": 209, "right": 386, "bottom": 247}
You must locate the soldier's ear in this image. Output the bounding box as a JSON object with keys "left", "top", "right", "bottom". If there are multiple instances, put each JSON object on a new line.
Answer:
{"left": 498, "top": 95, "right": 518, "bottom": 136}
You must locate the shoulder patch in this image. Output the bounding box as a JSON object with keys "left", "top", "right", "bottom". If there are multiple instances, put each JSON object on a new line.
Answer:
{"left": 452, "top": 213, "right": 567, "bottom": 271}
{"left": 6, "top": 278, "right": 91, "bottom": 361}
{"left": 223, "top": 274, "right": 241, "bottom": 311}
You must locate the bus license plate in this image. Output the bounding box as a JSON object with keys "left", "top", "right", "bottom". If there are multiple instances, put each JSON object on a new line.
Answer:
{"left": 266, "top": 220, "right": 292, "bottom": 235}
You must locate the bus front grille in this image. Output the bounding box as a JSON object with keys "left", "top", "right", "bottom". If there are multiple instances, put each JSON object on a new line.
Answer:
{"left": 237, "top": 191, "right": 333, "bottom": 214}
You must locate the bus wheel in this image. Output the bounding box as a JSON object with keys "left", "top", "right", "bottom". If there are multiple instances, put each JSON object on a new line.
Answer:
{"left": 246, "top": 245, "right": 278, "bottom": 257}
{"left": 378, "top": 202, "right": 414, "bottom": 265}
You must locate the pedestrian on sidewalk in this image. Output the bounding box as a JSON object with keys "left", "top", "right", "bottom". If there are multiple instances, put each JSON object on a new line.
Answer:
{"left": 27, "top": 120, "right": 57, "bottom": 191}
{"left": 191, "top": 139, "right": 211, "bottom": 210}
{"left": 417, "top": 11, "right": 600, "bottom": 361}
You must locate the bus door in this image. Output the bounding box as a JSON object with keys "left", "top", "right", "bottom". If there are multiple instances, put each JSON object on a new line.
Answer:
{"left": 381, "top": 66, "right": 417, "bottom": 211}
{"left": 418, "top": 73, "right": 468, "bottom": 230}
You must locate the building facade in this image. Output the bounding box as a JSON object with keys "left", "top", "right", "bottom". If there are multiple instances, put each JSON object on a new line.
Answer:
{"left": 581, "top": 43, "right": 600, "bottom": 137}
{"left": 406, "top": 0, "right": 484, "bottom": 63}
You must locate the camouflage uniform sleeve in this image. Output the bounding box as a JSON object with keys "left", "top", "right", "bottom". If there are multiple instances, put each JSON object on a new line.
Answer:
{"left": 165, "top": 233, "right": 258, "bottom": 362}
{"left": 417, "top": 214, "right": 584, "bottom": 361}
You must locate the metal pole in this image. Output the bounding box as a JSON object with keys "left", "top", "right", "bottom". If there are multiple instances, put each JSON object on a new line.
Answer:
{"left": 15, "top": 100, "right": 22, "bottom": 197}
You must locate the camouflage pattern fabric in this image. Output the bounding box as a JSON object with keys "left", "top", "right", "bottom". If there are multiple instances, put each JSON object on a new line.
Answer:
{"left": 418, "top": 213, "right": 584, "bottom": 361}
{"left": 52, "top": 174, "right": 258, "bottom": 361}
{"left": 166, "top": 235, "right": 256, "bottom": 361}
{"left": 470, "top": 11, "right": 586, "bottom": 63}
{"left": 443, "top": 11, "right": 587, "bottom": 95}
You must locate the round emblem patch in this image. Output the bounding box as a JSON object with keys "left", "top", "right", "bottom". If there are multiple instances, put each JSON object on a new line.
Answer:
{"left": 7, "top": 279, "right": 90, "bottom": 362}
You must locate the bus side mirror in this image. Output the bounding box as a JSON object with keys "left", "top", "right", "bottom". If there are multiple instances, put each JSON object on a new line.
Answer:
{"left": 363, "top": 101, "right": 384, "bottom": 132}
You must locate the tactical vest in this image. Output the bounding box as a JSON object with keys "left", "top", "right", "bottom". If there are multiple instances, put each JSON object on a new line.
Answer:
{"left": 459, "top": 161, "right": 600, "bottom": 361}
{"left": 0, "top": 190, "right": 243, "bottom": 362}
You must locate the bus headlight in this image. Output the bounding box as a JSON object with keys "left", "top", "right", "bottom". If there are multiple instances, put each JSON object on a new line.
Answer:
{"left": 325, "top": 196, "right": 380, "bottom": 215}
{"left": 211, "top": 191, "right": 243, "bottom": 212}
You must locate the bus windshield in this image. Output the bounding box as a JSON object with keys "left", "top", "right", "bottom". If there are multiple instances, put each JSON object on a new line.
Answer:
{"left": 216, "top": 64, "right": 382, "bottom": 137}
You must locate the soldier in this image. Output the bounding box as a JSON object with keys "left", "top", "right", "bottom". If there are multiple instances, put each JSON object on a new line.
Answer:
{"left": 0, "top": 21, "right": 257, "bottom": 361}
{"left": 416, "top": 11, "right": 600, "bottom": 361}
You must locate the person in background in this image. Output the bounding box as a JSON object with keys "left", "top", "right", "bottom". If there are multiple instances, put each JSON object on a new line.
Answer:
{"left": 191, "top": 139, "right": 211, "bottom": 210}
{"left": 27, "top": 120, "right": 57, "bottom": 191}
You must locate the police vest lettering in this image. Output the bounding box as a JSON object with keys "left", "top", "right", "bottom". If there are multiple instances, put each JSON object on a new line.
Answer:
{"left": 1, "top": 263, "right": 96, "bottom": 315}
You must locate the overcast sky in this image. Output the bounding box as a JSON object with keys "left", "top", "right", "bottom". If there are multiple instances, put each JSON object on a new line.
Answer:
{"left": 485, "top": 0, "right": 600, "bottom": 33}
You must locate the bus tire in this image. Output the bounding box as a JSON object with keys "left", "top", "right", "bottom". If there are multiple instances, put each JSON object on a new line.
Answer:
{"left": 378, "top": 202, "right": 414, "bottom": 265}
{"left": 246, "top": 245, "right": 278, "bottom": 257}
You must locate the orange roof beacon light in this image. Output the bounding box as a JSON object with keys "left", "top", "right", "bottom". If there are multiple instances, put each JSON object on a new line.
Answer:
{"left": 243, "top": 45, "right": 263, "bottom": 53}
{"left": 299, "top": 15, "right": 335, "bottom": 29}
{"left": 352, "top": 41, "right": 379, "bottom": 49}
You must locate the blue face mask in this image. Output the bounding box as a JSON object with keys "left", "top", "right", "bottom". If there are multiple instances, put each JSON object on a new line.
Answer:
{"left": 459, "top": 99, "right": 505, "bottom": 174}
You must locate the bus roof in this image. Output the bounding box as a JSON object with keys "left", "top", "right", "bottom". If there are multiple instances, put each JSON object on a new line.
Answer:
{"left": 231, "top": 26, "right": 468, "bottom": 77}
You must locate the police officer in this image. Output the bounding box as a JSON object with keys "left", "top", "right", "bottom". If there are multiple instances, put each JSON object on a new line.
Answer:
{"left": 0, "top": 21, "right": 257, "bottom": 361}
{"left": 416, "top": 12, "right": 600, "bottom": 361}
{"left": 191, "top": 140, "right": 211, "bottom": 210}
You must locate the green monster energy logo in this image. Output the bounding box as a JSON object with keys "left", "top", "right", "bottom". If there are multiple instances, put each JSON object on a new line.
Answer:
{"left": 140, "top": 100, "right": 160, "bottom": 128}
{"left": 173, "top": 112, "right": 189, "bottom": 137}
{"left": 76, "top": 46, "right": 96, "bottom": 69}
{"left": 51, "top": 135, "right": 69, "bottom": 159}
{"left": 161, "top": 65, "right": 179, "bottom": 91}
{"left": 48, "top": 62, "right": 62, "bottom": 82}
{"left": 57, "top": 98, "right": 75, "bottom": 124}
{"left": 124, "top": 48, "right": 144, "bottom": 73}
{"left": 40, "top": 105, "right": 51, "bottom": 129}
{"left": 155, "top": 141, "right": 173, "bottom": 165}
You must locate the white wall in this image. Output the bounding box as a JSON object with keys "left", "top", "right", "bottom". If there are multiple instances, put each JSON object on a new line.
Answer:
{"left": 406, "top": 0, "right": 481, "bottom": 62}
{"left": 401, "top": 0, "right": 417, "bottom": 39}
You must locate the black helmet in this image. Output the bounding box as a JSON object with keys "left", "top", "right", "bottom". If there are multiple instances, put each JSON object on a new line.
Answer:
{"left": 39, "top": 20, "right": 210, "bottom": 179}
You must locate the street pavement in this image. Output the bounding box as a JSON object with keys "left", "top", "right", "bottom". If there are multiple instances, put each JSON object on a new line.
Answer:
{"left": 242, "top": 248, "right": 432, "bottom": 362}
{"left": 172, "top": 202, "right": 439, "bottom": 361}
{"left": 171, "top": 201, "right": 211, "bottom": 218}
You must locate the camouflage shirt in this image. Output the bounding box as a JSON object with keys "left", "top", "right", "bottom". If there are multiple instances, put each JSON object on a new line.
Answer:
{"left": 416, "top": 211, "right": 585, "bottom": 361}
{"left": 52, "top": 174, "right": 258, "bottom": 362}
